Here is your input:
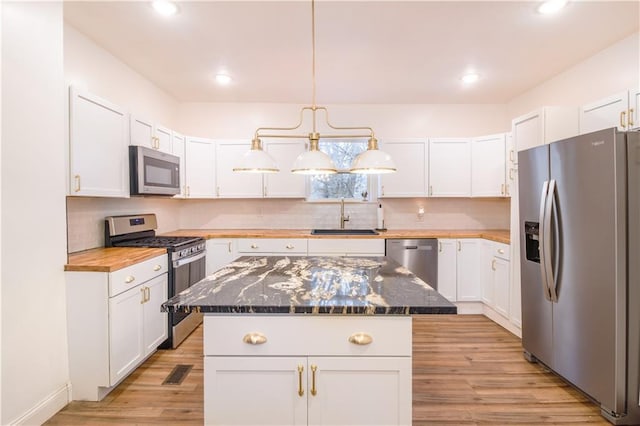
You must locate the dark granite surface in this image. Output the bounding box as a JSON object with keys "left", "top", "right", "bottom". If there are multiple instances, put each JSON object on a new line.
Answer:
{"left": 162, "top": 256, "right": 456, "bottom": 315}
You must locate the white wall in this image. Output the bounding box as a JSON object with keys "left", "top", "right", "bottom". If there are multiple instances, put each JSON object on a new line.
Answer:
{"left": 1, "top": 3, "right": 69, "bottom": 424}
{"left": 507, "top": 32, "right": 639, "bottom": 121}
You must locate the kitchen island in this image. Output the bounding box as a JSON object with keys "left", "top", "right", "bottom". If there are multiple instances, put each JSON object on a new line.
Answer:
{"left": 163, "top": 256, "right": 455, "bottom": 426}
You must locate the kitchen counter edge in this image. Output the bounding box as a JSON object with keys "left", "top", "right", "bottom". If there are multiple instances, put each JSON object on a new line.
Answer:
{"left": 65, "top": 247, "right": 167, "bottom": 272}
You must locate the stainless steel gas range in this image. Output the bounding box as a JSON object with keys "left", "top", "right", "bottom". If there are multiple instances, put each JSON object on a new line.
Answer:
{"left": 105, "top": 213, "right": 205, "bottom": 349}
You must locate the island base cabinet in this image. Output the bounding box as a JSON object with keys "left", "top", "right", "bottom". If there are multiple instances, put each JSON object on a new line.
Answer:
{"left": 204, "top": 356, "right": 411, "bottom": 426}
{"left": 203, "top": 315, "right": 412, "bottom": 425}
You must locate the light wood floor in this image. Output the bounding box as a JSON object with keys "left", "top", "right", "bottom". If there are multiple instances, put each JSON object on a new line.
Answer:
{"left": 47, "top": 315, "right": 608, "bottom": 425}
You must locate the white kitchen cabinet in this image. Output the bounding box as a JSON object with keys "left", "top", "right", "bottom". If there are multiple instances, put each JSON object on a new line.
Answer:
{"left": 511, "top": 106, "right": 579, "bottom": 152}
{"left": 130, "top": 115, "right": 172, "bottom": 153}
{"left": 428, "top": 138, "right": 471, "bottom": 197}
{"left": 307, "top": 238, "right": 385, "bottom": 257}
{"left": 505, "top": 132, "right": 515, "bottom": 196}
{"left": 579, "top": 88, "right": 640, "bottom": 133}
{"left": 69, "top": 86, "right": 129, "bottom": 197}
{"left": 216, "top": 140, "right": 264, "bottom": 198}
{"left": 171, "top": 132, "right": 186, "bottom": 198}
{"left": 378, "top": 139, "right": 428, "bottom": 197}
{"left": 66, "top": 254, "right": 168, "bottom": 401}
{"left": 206, "top": 239, "right": 237, "bottom": 275}
{"left": 436, "top": 239, "right": 457, "bottom": 302}
{"left": 203, "top": 315, "right": 412, "bottom": 426}
{"left": 471, "top": 133, "right": 507, "bottom": 197}
{"left": 481, "top": 241, "right": 510, "bottom": 317}
{"left": 185, "top": 136, "right": 216, "bottom": 198}
{"left": 236, "top": 238, "right": 308, "bottom": 256}
{"left": 480, "top": 240, "right": 495, "bottom": 306}
{"left": 264, "top": 140, "right": 307, "bottom": 198}
{"left": 436, "top": 238, "right": 481, "bottom": 303}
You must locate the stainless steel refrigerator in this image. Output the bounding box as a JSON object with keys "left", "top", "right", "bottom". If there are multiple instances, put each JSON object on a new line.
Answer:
{"left": 518, "top": 128, "right": 640, "bottom": 425}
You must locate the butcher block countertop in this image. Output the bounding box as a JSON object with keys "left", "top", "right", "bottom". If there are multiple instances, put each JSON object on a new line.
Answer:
{"left": 65, "top": 247, "right": 167, "bottom": 272}
{"left": 164, "top": 229, "right": 511, "bottom": 244}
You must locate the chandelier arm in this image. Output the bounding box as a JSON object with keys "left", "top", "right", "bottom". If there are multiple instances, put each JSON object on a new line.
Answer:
{"left": 315, "top": 106, "right": 376, "bottom": 138}
{"left": 254, "top": 106, "right": 316, "bottom": 139}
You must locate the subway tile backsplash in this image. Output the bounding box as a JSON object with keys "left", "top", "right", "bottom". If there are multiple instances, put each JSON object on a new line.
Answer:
{"left": 67, "top": 197, "right": 510, "bottom": 253}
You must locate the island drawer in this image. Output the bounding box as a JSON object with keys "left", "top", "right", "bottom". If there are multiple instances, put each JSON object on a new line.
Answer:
{"left": 236, "top": 238, "right": 308, "bottom": 254}
{"left": 109, "top": 254, "right": 168, "bottom": 297}
{"left": 307, "top": 238, "right": 385, "bottom": 255}
{"left": 204, "top": 315, "right": 411, "bottom": 357}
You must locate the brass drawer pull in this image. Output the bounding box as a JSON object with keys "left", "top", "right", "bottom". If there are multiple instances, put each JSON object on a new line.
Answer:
{"left": 498, "top": 248, "right": 505, "bottom": 255}
{"left": 242, "top": 332, "right": 267, "bottom": 345}
{"left": 310, "top": 364, "right": 318, "bottom": 396}
{"left": 153, "top": 264, "right": 162, "bottom": 271}
{"left": 125, "top": 276, "right": 135, "bottom": 284}
{"left": 285, "top": 244, "right": 294, "bottom": 249}
{"left": 348, "top": 332, "right": 373, "bottom": 345}
{"left": 297, "top": 365, "right": 304, "bottom": 397}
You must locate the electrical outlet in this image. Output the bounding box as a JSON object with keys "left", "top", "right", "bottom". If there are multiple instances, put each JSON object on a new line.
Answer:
{"left": 417, "top": 206, "right": 425, "bottom": 221}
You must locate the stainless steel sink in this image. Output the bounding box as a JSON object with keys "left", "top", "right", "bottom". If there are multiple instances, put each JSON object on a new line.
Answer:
{"left": 310, "top": 229, "right": 379, "bottom": 235}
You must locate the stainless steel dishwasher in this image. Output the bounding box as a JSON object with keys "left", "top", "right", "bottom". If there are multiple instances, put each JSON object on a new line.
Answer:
{"left": 385, "top": 239, "right": 438, "bottom": 290}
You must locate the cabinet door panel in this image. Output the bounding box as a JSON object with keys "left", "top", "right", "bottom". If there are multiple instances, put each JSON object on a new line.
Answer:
{"left": 379, "top": 139, "right": 427, "bottom": 197}
{"left": 493, "top": 257, "right": 510, "bottom": 317}
{"left": 204, "top": 357, "right": 307, "bottom": 425}
{"left": 307, "top": 357, "right": 411, "bottom": 426}
{"left": 456, "top": 239, "right": 481, "bottom": 301}
{"left": 472, "top": 134, "right": 506, "bottom": 197}
{"left": 155, "top": 126, "right": 172, "bottom": 153}
{"left": 185, "top": 137, "right": 216, "bottom": 198}
{"left": 69, "top": 88, "right": 128, "bottom": 197}
{"left": 631, "top": 88, "right": 640, "bottom": 129}
{"left": 429, "top": 138, "right": 471, "bottom": 197}
{"left": 142, "top": 274, "right": 168, "bottom": 356}
{"left": 481, "top": 240, "right": 495, "bottom": 306}
{"left": 580, "top": 92, "right": 629, "bottom": 133}
{"left": 130, "top": 115, "right": 154, "bottom": 149}
{"left": 216, "top": 140, "right": 263, "bottom": 198}
{"left": 109, "top": 285, "right": 144, "bottom": 385}
{"left": 264, "top": 140, "right": 306, "bottom": 198}
{"left": 436, "top": 239, "right": 457, "bottom": 302}
{"left": 206, "top": 239, "right": 237, "bottom": 275}
{"left": 172, "top": 132, "right": 186, "bottom": 198}
{"left": 512, "top": 111, "right": 543, "bottom": 152}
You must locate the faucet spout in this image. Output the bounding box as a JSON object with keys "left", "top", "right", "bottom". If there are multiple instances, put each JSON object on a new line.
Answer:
{"left": 340, "top": 198, "right": 350, "bottom": 229}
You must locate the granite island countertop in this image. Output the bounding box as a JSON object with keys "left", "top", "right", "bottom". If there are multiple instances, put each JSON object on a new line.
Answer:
{"left": 162, "top": 255, "right": 456, "bottom": 315}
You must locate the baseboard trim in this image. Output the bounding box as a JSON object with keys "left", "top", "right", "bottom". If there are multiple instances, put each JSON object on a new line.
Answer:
{"left": 454, "top": 301, "right": 484, "bottom": 314}
{"left": 483, "top": 305, "right": 522, "bottom": 338}
{"left": 9, "top": 383, "right": 70, "bottom": 425}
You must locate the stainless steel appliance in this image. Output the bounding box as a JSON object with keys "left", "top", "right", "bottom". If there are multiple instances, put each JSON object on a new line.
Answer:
{"left": 518, "top": 128, "right": 640, "bottom": 424}
{"left": 129, "top": 145, "right": 180, "bottom": 196}
{"left": 105, "top": 214, "right": 205, "bottom": 349}
{"left": 385, "top": 239, "right": 438, "bottom": 289}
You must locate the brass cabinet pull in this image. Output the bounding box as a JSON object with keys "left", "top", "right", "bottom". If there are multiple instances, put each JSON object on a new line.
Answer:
{"left": 125, "top": 276, "right": 135, "bottom": 284}
{"left": 285, "top": 244, "right": 294, "bottom": 249}
{"left": 250, "top": 243, "right": 258, "bottom": 249}
{"left": 348, "top": 332, "right": 373, "bottom": 345}
{"left": 630, "top": 108, "right": 635, "bottom": 127}
{"left": 153, "top": 264, "right": 162, "bottom": 271}
{"left": 457, "top": 241, "right": 461, "bottom": 251}
{"left": 620, "top": 111, "right": 627, "bottom": 129}
{"left": 297, "top": 365, "right": 304, "bottom": 397}
{"left": 74, "top": 175, "right": 81, "bottom": 192}
{"left": 381, "top": 185, "right": 385, "bottom": 196}
{"left": 242, "top": 332, "right": 267, "bottom": 345}
{"left": 140, "top": 287, "right": 145, "bottom": 304}
{"left": 491, "top": 259, "right": 497, "bottom": 271}
{"left": 509, "top": 149, "right": 515, "bottom": 163}
{"left": 228, "top": 242, "right": 232, "bottom": 253}
{"left": 438, "top": 242, "right": 442, "bottom": 252}
{"left": 429, "top": 185, "right": 433, "bottom": 196}
{"left": 310, "top": 365, "right": 318, "bottom": 396}
{"left": 501, "top": 184, "right": 505, "bottom": 195}
{"left": 498, "top": 248, "right": 505, "bottom": 255}
{"left": 509, "top": 168, "right": 515, "bottom": 181}
{"left": 263, "top": 186, "right": 267, "bottom": 197}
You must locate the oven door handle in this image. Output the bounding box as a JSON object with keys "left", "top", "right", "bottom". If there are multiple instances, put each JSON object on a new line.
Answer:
{"left": 173, "top": 252, "right": 206, "bottom": 268}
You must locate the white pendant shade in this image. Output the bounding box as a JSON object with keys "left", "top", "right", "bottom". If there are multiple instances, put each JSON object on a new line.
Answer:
{"left": 350, "top": 148, "right": 397, "bottom": 174}
{"left": 291, "top": 149, "right": 337, "bottom": 175}
{"left": 233, "top": 147, "right": 279, "bottom": 173}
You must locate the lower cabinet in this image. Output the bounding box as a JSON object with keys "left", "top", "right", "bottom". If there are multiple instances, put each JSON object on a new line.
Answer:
{"left": 66, "top": 254, "right": 168, "bottom": 401}
{"left": 437, "top": 238, "right": 481, "bottom": 303}
{"left": 307, "top": 238, "right": 385, "bottom": 257}
{"left": 203, "top": 315, "right": 412, "bottom": 425}
{"left": 205, "top": 239, "right": 238, "bottom": 275}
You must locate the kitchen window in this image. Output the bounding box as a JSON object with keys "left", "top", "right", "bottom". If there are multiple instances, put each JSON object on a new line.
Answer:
{"left": 307, "top": 140, "right": 371, "bottom": 201}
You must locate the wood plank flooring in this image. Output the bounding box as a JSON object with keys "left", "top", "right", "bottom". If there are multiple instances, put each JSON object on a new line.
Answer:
{"left": 46, "top": 315, "right": 608, "bottom": 425}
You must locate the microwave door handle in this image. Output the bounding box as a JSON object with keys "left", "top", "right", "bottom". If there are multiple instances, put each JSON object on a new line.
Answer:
{"left": 538, "top": 180, "right": 552, "bottom": 301}
{"left": 548, "top": 179, "right": 560, "bottom": 303}
{"left": 173, "top": 252, "right": 206, "bottom": 268}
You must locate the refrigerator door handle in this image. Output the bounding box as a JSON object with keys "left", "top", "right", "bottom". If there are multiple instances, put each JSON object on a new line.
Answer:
{"left": 543, "top": 179, "right": 556, "bottom": 303}
{"left": 549, "top": 180, "right": 560, "bottom": 303}
{"left": 539, "top": 180, "right": 552, "bottom": 301}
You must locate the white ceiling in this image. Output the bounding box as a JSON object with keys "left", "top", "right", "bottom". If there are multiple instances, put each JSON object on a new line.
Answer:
{"left": 63, "top": 1, "right": 639, "bottom": 104}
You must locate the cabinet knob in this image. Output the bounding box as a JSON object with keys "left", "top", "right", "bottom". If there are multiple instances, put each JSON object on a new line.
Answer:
{"left": 348, "top": 332, "right": 373, "bottom": 346}
{"left": 125, "top": 276, "right": 135, "bottom": 284}
{"left": 242, "top": 332, "right": 267, "bottom": 345}
{"left": 285, "top": 244, "right": 294, "bottom": 249}
{"left": 153, "top": 265, "right": 162, "bottom": 271}
{"left": 250, "top": 243, "right": 258, "bottom": 249}
{"left": 498, "top": 248, "right": 505, "bottom": 255}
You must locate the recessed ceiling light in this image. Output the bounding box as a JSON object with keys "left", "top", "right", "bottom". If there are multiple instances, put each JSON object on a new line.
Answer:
{"left": 537, "top": 0, "right": 568, "bottom": 15}
{"left": 152, "top": 0, "right": 178, "bottom": 17}
{"left": 215, "top": 73, "right": 233, "bottom": 85}
{"left": 461, "top": 72, "right": 480, "bottom": 84}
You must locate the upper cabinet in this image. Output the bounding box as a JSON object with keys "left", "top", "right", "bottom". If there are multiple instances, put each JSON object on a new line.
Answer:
{"left": 263, "top": 140, "right": 306, "bottom": 198}
{"left": 579, "top": 88, "right": 640, "bottom": 133}
{"left": 428, "top": 138, "right": 471, "bottom": 197}
{"left": 69, "top": 87, "right": 129, "bottom": 198}
{"left": 378, "top": 139, "right": 428, "bottom": 198}
{"left": 511, "top": 107, "right": 579, "bottom": 153}
{"left": 172, "top": 132, "right": 186, "bottom": 198}
{"left": 185, "top": 136, "right": 217, "bottom": 198}
{"left": 471, "top": 133, "right": 507, "bottom": 198}
{"left": 215, "top": 140, "right": 263, "bottom": 198}
{"left": 130, "top": 115, "right": 172, "bottom": 153}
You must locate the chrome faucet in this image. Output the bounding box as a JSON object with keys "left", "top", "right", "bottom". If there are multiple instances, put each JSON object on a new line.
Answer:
{"left": 340, "top": 198, "right": 350, "bottom": 229}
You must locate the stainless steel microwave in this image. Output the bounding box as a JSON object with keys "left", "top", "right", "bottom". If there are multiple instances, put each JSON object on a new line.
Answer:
{"left": 129, "top": 145, "right": 180, "bottom": 196}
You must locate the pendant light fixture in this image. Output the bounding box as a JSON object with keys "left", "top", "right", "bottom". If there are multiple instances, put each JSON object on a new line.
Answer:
{"left": 235, "top": 0, "right": 396, "bottom": 175}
